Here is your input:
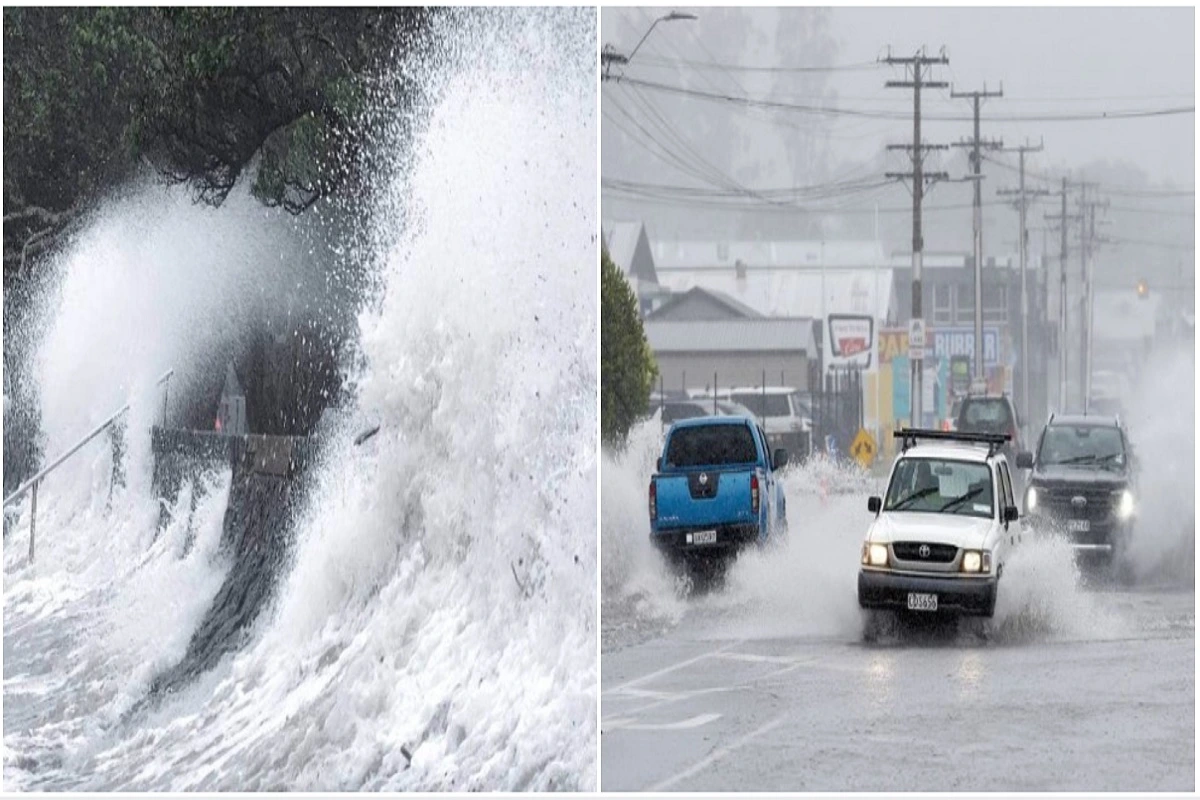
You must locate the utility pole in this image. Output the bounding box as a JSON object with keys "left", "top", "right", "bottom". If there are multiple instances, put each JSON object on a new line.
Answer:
{"left": 997, "top": 139, "right": 1048, "bottom": 431}
{"left": 1077, "top": 188, "right": 1109, "bottom": 411}
{"left": 950, "top": 84, "right": 1004, "bottom": 382}
{"left": 883, "top": 46, "right": 949, "bottom": 428}
{"left": 1045, "top": 178, "right": 1081, "bottom": 412}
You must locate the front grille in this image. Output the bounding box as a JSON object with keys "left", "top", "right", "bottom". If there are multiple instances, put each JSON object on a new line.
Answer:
{"left": 892, "top": 541, "right": 958, "bottom": 563}
{"left": 1038, "top": 485, "right": 1117, "bottom": 521}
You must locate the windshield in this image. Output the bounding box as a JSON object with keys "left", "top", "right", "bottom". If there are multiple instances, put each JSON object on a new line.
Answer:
{"left": 661, "top": 402, "right": 710, "bottom": 424}
{"left": 884, "top": 458, "right": 995, "bottom": 519}
{"left": 717, "top": 401, "right": 755, "bottom": 417}
{"left": 666, "top": 424, "right": 757, "bottom": 467}
{"left": 1037, "top": 425, "right": 1126, "bottom": 469}
{"left": 731, "top": 392, "right": 793, "bottom": 418}
{"left": 959, "top": 398, "right": 1014, "bottom": 433}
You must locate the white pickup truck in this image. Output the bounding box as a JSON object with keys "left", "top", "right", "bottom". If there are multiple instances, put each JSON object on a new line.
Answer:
{"left": 858, "top": 429, "right": 1022, "bottom": 632}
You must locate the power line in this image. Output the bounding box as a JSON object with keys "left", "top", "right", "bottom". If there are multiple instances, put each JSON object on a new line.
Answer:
{"left": 981, "top": 153, "right": 1195, "bottom": 197}
{"left": 631, "top": 53, "right": 884, "bottom": 73}
{"left": 612, "top": 76, "right": 1196, "bottom": 122}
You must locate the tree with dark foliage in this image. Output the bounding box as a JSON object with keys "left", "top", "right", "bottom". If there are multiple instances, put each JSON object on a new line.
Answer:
{"left": 3, "top": 7, "right": 427, "bottom": 277}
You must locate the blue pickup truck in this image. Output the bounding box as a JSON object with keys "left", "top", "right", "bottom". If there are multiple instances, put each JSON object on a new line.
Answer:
{"left": 649, "top": 416, "right": 789, "bottom": 564}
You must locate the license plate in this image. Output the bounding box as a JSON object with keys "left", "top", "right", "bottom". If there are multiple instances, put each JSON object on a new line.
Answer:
{"left": 1067, "top": 519, "right": 1090, "bottom": 533}
{"left": 907, "top": 592, "right": 938, "bottom": 612}
{"left": 691, "top": 529, "right": 717, "bottom": 545}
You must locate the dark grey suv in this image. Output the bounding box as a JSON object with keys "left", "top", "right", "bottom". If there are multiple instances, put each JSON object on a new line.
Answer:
{"left": 1016, "top": 414, "right": 1137, "bottom": 565}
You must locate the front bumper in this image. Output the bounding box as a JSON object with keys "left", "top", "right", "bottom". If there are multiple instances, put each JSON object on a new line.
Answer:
{"left": 1025, "top": 512, "right": 1132, "bottom": 554}
{"left": 651, "top": 524, "right": 760, "bottom": 558}
{"left": 858, "top": 569, "right": 998, "bottom": 617}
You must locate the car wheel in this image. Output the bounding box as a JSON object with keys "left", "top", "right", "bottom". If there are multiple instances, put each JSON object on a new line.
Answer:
{"left": 861, "top": 609, "right": 893, "bottom": 643}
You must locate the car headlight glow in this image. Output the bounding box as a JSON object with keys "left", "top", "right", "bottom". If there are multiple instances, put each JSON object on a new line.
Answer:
{"left": 862, "top": 542, "right": 889, "bottom": 567}
{"left": 961, "top": 550, "right": 992, "bottom": 574}
{"left": 1025, "top": 486, "right": 1038, "bottom": 512}
{"left": 1116, "top": 489, "right": 1135, "bottom": 520}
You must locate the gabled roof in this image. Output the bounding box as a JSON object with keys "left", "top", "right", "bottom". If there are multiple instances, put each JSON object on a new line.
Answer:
{"left": 602, "top": 220, "right": 659, "bottom": 285}
{"left": 646, "top": 286, "right": 763, "bottom": 321}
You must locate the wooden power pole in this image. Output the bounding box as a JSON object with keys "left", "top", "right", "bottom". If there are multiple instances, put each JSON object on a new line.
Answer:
{"left": 883, "top": 47, "right": 949, "bottom": 427}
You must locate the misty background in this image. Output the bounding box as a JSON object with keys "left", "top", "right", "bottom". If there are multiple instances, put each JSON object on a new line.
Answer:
{"left": 601, "top": 6, "right": 1195, "bottom": 291}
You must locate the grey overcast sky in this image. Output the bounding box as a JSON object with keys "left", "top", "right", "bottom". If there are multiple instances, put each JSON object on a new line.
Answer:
{"left": 601, "top": 6, "right": 1194, "bottom": 280}
{"left": 826, "top": 6, "right": 1194, "bottom": 183}
{"left": 602, "top": 6, "right": 1194, "bottom": 184}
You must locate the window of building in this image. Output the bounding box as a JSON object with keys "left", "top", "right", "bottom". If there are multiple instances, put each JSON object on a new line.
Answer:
{"left": 955, "top": 284, "right": 975, "bottom": 325}
{"left": 983, "top": 285, "right": 1008, "bottom": 323}
{"left": 933, "top": 284, "right": 953, "bottom": 324}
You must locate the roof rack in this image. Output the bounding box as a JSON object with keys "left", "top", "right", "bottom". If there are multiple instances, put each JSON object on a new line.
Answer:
{"left": 894, "top": 427, "right": 1011, "bottom": 456}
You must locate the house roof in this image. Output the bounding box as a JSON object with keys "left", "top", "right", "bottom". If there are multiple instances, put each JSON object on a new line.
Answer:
{"left": 652, "top": 239, "right": 886, "bottom": 270}
{"left": 652, "top": 267, "right": 895, "bottom": 320}
{"left": 644, "top": 318, "right": 815, "bottom": 354}
{"left": 646, "top": 286, "right": 763, "bottom": 321}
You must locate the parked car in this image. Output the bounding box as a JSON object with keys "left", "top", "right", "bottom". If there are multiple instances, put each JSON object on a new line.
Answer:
{"left": 954, "top": 393, "right": 1024, "bottom": 492}
{"left": 649, "top": 417, "right": 788, "bottom": 569}
{"left": 728, "top": 386, "right": 811, "bottom": 457}
{"left": 859, "top": 429, "right": 1021, "bottom": 631}
{"left": 1017, "top": 413, "right": 1137, "bottom": 569}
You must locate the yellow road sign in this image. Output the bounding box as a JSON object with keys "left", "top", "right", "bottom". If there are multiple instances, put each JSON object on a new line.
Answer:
{"left": 851, "top": 428, "right": 877, "bottom": 469}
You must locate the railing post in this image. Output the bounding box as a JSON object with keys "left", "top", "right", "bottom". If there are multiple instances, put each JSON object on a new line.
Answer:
{"left": 108, "top": 417, "right": 126, "bottom": 505}
{"left": 29, "top": 480, "right": 37, "bottom": 562}
{"left": 161, "top": 372, "right": 171, "bottom": 428}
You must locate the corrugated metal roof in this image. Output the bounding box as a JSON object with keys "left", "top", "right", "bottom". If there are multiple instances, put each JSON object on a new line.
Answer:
{"left": 653, "top": 239, "right": 885, "bottom": 270}
{"left": 647, "top": 286, "right": 764, "bottom": 321}
{"left": 645, "top": 318, "right": 815, "bottom": 354}
{"left": 653, "top": 268, "right": 895, "bottom": 320}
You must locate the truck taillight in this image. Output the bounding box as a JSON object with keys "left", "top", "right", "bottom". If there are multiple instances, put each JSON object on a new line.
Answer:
{"left": 649, "top": 480, "right": 657, "bottom": 521}
{"left": 750, "top": 473, "right": 760, "bottom": 515}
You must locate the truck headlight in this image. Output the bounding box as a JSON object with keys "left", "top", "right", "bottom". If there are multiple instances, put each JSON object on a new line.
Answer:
{"left": 1025, "top": 487, "right": 1038, "bottom": 513}
{"left": 1116, "top": 489, "right": 1135, "bottom": 520}
{"left": 862, "top": 542, "right": 889, "bottom": 567}
{"left": 961, "top": 550, "right": 992, "bottom": 574}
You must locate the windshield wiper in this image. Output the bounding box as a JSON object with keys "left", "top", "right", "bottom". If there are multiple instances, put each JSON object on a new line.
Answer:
{"left": 1056, "top": 454, "right": 1099, "bottom": 465}
{"left": 889, "top": 485, "right": 941, "bottom": 510}
{"left": 940, "top": 486, "right": 985, "bottom": 513}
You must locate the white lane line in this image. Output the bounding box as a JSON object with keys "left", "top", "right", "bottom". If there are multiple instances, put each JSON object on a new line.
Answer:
{"left": 604, "top": 712, "right": 723, "bottom": 732}
{"left": 606, "top": 639, "right": 744, "bottom": 695}
{"left": 648, "top": 713, "right": 788, "bottom": 792}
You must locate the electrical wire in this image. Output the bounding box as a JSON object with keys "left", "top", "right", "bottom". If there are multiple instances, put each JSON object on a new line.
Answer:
{"left": 614, "top": 75, "right": 1196, "bottom": 122}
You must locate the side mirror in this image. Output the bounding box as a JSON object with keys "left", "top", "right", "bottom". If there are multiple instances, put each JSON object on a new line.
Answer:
{"left": 773, "top": 448, "right": 789, "bottom": 470}
{"left": 1016, "top": 451, "right": 1033, "bottom": 469}
{"left": 867, "top": 496, "right": 882, "bottom": 514}
{"left": 656, "top": 457, "right": 663, "bottom": 472}
{"left": 1005, "top": 505, "right": 1019, "bottom": 522}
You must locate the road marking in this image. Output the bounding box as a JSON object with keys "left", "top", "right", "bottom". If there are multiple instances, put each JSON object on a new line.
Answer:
{"left": 604, "top": 712, "right": 722, "bottom": 732}
{"left": 648, "top": 713, "right": 788, "bottom": 792}
{"left": 606, "top": 639, "right": 743, "bottom": 695}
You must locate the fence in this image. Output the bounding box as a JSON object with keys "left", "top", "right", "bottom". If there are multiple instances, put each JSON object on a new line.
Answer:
{"left": 810, "top": 365, "right": 863, "bottom": 462}
{"left": 2, "top": 369, "right": 173, "bottom": 561}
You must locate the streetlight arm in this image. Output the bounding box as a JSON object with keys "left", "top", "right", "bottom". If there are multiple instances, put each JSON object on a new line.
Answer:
{"left": 626, "top": 11, "right": 698, "bottom": 65}
{"left": 626, "top": 17, "right": 662, "bottom": 64}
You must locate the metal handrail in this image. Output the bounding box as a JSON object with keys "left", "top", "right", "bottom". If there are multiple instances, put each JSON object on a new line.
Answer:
{"left": 3, "top": 368, "right": 173, "bottom": 561}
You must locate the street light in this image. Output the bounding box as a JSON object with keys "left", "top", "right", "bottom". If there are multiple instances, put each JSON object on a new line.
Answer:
{"left": 602, "top": 11, "right": 698, "bottom": 79}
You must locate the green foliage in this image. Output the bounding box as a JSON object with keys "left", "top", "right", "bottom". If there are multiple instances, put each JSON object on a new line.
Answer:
{"left": 601, "top": 248, "right": 656, "bottom": 447}
{"left": 3, "top": 7, "right": 428, "bottom": 273}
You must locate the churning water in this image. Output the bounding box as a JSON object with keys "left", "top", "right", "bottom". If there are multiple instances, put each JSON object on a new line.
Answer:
{"left": 4, "top": 8, "right": 596, "bottom": 791}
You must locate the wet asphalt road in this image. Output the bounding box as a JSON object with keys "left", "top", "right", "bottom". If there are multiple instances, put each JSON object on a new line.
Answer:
{"left": 601, "top": 584, "right": 1194, "bottom": 792}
